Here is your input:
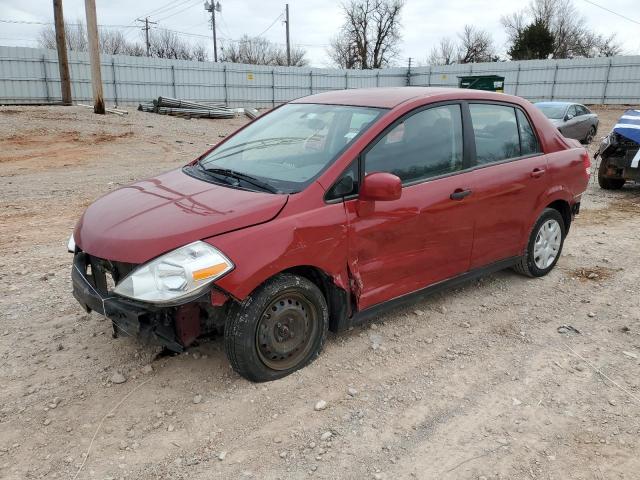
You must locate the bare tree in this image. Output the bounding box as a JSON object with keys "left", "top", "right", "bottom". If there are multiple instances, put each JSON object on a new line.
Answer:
{"left": 39, "top": 19, "right": 87, "bottom": 52}
{"left": 502, "top": 0, "right": 622, "bottom": 58}
{"left": 220, "top": 35, "right": 307, "bottom": 66}
{"left": 427, "top": 37, "right": 457, "bottom": 66}
{"left": 191, "top": 44, "right": 209, "bottom": 62}
{"left": 327, "top": 34, "right": 359, "bottom": 69}
{"left": 457, "top": 25, "right": 496, "bottom": 63}
{"left": 329, "top": 0, "right": 405, "bottom": 69}
{"left": 100, "top": 30, "right": 132, "bottom": 55}
{"left": 39, "top": 23, "right": 210, "bottom": 60}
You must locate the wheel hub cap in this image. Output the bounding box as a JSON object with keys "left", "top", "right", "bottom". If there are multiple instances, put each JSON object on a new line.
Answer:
{"left": 256, "top": 293, "right": 318, "bottom": 371}
{"left": 533, "top": 219, "right": 561, "bottom": 269}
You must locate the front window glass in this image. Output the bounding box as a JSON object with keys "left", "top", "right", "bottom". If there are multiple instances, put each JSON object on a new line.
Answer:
{"left": 365, "top": 104, "right": 464, "bottom": 184}
{"left": 198, "top": 103, "right": 384, "bottom": 193}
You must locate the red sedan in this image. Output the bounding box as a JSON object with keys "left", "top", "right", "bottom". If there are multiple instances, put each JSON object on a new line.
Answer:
{"left": 69, "top": 87, "right": 590, "bottom": 381}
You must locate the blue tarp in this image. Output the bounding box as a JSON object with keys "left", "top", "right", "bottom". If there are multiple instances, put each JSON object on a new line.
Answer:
{"left": 613, "top": 109, "right": 640, "bottom": 144}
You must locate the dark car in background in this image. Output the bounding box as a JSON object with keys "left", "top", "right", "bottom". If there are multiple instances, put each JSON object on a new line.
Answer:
{"left": 535, "top": 102, "right": 599, "bottom": 144}
{"left": 595, "top": 109, "right": 640, "bottom": 189}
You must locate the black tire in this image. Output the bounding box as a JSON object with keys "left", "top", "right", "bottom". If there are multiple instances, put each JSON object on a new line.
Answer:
{"left": 513, "top": 208, "right": 566, "bottom": 278}
{"left": 598, "top": 158, "right": 625, "bottom": 190}
{"left": 583, "top": 126, "right": 596, "bottom": 144}
{"left": 224, "top": 273, "right": 328, "bottom": 382}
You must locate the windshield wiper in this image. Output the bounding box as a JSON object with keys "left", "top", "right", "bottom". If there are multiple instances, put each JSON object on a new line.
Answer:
{"left": 199, "top": 165, "right": 279, "bottom": 194}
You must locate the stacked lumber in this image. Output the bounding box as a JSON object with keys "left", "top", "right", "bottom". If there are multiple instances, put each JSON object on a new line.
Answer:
{"left": 138, "top": 97, "right": 235, "bottom": 119}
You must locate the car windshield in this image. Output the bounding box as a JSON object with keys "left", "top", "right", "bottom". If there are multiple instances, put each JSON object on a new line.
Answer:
{"left": 536, "top": 104, "right": 568, "bottom": 120}
{"left": 198, "top": 103, "right": 384, "bottom": 193}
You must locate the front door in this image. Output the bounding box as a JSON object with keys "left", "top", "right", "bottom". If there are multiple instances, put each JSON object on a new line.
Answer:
{"left": 345, "top": 103, "right": 476, "bottom": 310}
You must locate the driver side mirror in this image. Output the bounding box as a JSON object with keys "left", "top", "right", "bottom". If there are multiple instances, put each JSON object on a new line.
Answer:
{"left": 360, "top": 172, "right": 402, "bottom": 202}
{"left": 565, "top": 113, "right": 574, "bottom": 121}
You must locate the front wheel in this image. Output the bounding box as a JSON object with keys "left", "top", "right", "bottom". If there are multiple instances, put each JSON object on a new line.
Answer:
{"left": 224, "top": 273, "right": 328, "bottom": 382}
{"left": 598, "top": 158, "right": 626, "bottom": 190}
{"left": 514, "top": 208, "right": 566, "bottom": 277}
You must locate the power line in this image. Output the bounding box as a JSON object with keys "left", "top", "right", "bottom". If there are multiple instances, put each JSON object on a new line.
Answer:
{"left": 134, "top": 0, "right": 196, "bottom": 23}
{"left": 256, "top": 12, "right": 284, "bottom": 38}
{"left": 0, "top": 18, "right": 137, "bottom": 28}
{"left": 155, "top": 0, "right": 201, "bottom": 22}
{"left": 581, "top": 0, "right": 640, "bottom": 26}
{"left": 0, "top": 17, "right": 329, "bottom": 49}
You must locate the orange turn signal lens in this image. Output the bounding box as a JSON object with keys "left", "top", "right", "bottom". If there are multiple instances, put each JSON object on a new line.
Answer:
{"left": 192, "top": 263, "right": 228, "bottom": 281}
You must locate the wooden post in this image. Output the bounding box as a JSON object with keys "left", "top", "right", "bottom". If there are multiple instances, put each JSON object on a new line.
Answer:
{"left": 53, "top": 0, "right": 72, "bottom": 105}
{"left": 514, "top": 63, "right": 521, "bottom": 96}
{"left": 111, "top": 58, "right": 118, "bottom": 107}
{"left": 84, "top": 0, "right": 104, "bottom": 114}
{"left": 550, "top": 63, "right": 559, "bottom": 101}
{"left": 602, "top": 58, "right": 613, "bottom": 105}
{"left": 285, "top": 4, "right": 291, "bottom": 66}
{"left": 223, "top": 65, "right": 228, "bottom": 106}
{"left": 171, "top": 65, "right": 177, "bottom": 98}
{"left": 42, "top": 56, "right": 51, "bottom": 103}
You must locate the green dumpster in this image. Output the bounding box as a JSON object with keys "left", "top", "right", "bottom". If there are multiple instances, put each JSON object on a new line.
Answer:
{"left": 458, "top": 75, "right": 505, "bottom": 93}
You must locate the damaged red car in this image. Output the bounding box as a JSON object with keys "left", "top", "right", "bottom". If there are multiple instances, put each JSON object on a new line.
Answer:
{"left": 69, "top": 87, "right": 590, "bottom": 381}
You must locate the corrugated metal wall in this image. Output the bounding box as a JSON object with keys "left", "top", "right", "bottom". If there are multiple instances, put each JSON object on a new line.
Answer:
{"left": 409, "top": 57, "right": 640, "bottom": 104}
{"left": 2, "top": 45, "right": 640, "bottom": 106}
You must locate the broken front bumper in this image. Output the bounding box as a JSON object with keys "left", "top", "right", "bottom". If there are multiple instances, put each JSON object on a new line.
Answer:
{"left": 71, "top": 252, "right": 203, "bottom": 352}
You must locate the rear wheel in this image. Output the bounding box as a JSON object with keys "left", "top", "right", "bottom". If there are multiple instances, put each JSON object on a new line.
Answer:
{"left": 598, "top": 158, "right": 625, "bottom": 190}
{"left": 224, "top": 273, "right": 328, "bottom": 382}
{"left": 583, "top": 126, "right": 596, "bottom": 144}
{"left": 514, "top": 208, "right": 566, "bottom": 277}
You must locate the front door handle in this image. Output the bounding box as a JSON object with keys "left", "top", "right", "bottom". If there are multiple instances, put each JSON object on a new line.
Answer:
{"left": 530, "top": 168, "right": 546, "bottom": 178}
{"left": 450, "top": 188, "right": 472, "bottom": 200}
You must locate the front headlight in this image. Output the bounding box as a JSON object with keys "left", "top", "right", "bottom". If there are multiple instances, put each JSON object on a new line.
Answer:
{"left": 113, "top": 241, "right": 233, "bottom": 304}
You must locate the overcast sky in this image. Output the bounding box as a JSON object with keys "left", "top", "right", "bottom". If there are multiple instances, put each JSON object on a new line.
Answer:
{"left": 1, "top": 0, "right": 638, "bottom": 66}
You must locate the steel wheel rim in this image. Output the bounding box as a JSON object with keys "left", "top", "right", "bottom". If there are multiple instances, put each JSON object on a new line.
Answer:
{"left": 533, "top": 219, "right": 561, "bottom": 269}
{"left": 586, "top": 128, "right": 595, "bottom": 144}
{"left": 256, "top": 291, "right": 318, "bottom": 371}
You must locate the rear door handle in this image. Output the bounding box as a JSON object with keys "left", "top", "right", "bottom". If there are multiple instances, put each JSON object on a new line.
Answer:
{"left": 450, "top": 188, "right": 472, "bottom": 200}
{"left": 530, "top": 168, "right": 546, "bottom": 178}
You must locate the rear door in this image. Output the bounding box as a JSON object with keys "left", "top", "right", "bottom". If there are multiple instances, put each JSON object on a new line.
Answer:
{"left": 562, "top": 104, "right": 582, "bottom": 139}
{"left": 344, "top": 103, "right": 477, "bottom": 310}
{"left": 466, "top": 103, "right": 549, "bottom": 269}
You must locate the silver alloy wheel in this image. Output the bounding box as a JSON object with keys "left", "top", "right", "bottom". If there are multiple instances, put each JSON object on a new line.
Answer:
{"left": 533, "top": 219, "right": 562, "bottom": 269}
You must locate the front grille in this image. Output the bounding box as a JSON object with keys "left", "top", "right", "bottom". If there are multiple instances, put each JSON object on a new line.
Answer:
{"left": 77, "top": 252, "right": 137, "bottom": 296}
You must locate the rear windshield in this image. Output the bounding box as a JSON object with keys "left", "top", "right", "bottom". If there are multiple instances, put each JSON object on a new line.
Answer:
{"left": 199, "top": 103, "right": 385, "bottom": 193}
{"left": 535, "top": 104, "right": 567, "bottom": 120}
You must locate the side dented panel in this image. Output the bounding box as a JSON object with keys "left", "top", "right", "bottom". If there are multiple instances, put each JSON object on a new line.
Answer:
{"left": 208, "top": 182, "right": 351, "bottom": 302}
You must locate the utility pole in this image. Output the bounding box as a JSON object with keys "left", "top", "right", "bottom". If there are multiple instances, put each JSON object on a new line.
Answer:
{"left": 136, "top": 17, "right": 157, "bottom": 57}
{"left": 204, "top": 1, "right": 221, "bottom": 62}
{"left": 284, "top": 4, "right": 291, "bottom": 66}
{"left": 84, "top": 0, "right": 104, "bottom": 114}
{"left": 52, "top": 0, "right": 72, "bottom": 105}
{"left": 406, "top": 57, "right": 412, "bottom": 86}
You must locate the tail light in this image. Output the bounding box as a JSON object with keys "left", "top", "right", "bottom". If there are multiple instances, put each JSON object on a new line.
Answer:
{"left": 581, "top": 150, "right": 591, "bottom": 177}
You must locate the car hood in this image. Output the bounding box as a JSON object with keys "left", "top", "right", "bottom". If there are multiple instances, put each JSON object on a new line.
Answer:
{"left": 548, "top": 118, "right": 564, "bottom": 128}
{"left": 75, "top": 168, "right": 288, "bottom": 264}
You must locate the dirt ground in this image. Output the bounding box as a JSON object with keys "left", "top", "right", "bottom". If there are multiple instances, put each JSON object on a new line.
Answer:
{"left": 0, "top": 104, "right": 639, "bottom": 480}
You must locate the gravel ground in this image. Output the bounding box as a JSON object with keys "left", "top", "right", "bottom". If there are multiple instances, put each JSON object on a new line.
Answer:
{"left": 0, "top": 104, "right": 639, "bottom": 480}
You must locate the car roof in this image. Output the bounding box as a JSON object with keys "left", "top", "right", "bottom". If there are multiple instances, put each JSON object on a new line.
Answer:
{"left": 535, "top": 101, "right": 574, "bottom": 107}
{"left": 291, "top": 87, "right": 518, "bottom": 109}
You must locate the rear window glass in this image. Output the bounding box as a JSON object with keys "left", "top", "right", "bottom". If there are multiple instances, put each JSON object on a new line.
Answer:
{"left": 470, "top": 104, "right": 520, "bottom": 164}
{"left": 517, "top": 109, "right": 540, "bottom": 156}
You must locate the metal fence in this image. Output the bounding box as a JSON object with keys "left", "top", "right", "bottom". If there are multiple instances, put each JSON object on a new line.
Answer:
{"left": 1, "top": 45, "right": 640, "bottom": 107}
